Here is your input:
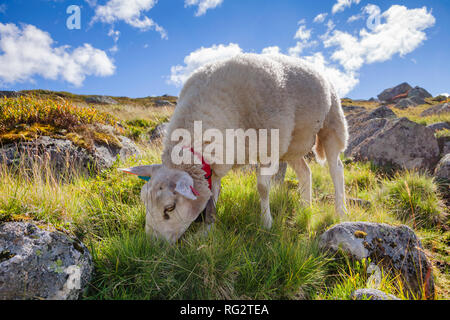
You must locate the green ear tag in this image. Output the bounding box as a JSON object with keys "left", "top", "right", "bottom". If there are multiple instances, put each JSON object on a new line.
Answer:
{"left": 138, "top": 176, "right": 151, "bottom": 182}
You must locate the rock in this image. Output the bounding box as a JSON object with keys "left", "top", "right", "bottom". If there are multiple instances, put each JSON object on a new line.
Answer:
{"left": 320, "top": 222, "right": 435, "bottom": 299}
{"left": 366, "top": 105, "right": 397, "bottom": 120}
{"left": 85, "top": 96, "right": 118, "bottom": 105}
{"left": 421, "top": 103, "right": 450, "bottom": 117}
{"left": 351, "top": 289, "right": 400, "bottom": 300}
{"left": 342, "top": 105, "right": 367, "bottom": 113}
{"left": 0, "top": 91, "right": 21, "bottom": 98}
{"left": 432, "top": 95, "right": 448, "bottom": 103}
{"left": 0, "top": 134, "right": 140, "bottom": 175}
{"left": 345, "top": 112, "right": 440, "bottom": 171}
{"left": 427, "top": 122, "right": 450, "bottom": 133}
{"left": 149, "top": 122, "right": 168, "bottom": 142}
{"left": 395, "top": 96, "right": 426, "bottom": 109}
{"left": 0, "top": 222, "right": 93, "bottom": 300}
{"left": 154, "top": 99, "right": 175, "bottom": 107}
{"left": 408, "top": 86, "right": 432, "bottom": 100}
{"left": 439, "top": 137, "right": 450, "bottom": 155}
{"left": 435, "top": 154, "right": 450, "bottom": 181}
{"left": 377, "top": 82, "right": 412, "bottom": 102}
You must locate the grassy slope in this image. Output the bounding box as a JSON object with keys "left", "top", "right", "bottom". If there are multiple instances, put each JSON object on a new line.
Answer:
{"left": 0, "top": 95, "right": 448, "bottom": 300}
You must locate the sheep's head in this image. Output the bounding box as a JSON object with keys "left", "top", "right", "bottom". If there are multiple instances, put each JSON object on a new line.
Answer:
{"left": 120, "top": 165, "right": 210, "bottom": 243}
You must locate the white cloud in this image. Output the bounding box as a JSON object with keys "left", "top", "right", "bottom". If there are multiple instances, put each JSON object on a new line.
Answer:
{"left": 332, "top": 0, "right": 361, "bottom": 14}
{"left": 294, "top": 24, "right": 311, "bottom": 41}
{"left": 168, "top": 5, "right": 435, "bottom": 98}
{"left": 440, "top": 93, "right": 449, "bottom": 97}
{"left": 185, "top": 0, "right": 224, "bottom": 17}
{"left": 92, "top": 0, "right": 167, "bottom": 39}
{"left": 108, "top": 28, "right": 120, "bottom": 42}
{"left": 169, "top": 43, "right": 242, "bottom": 86}
{"left": 313, "top": 13, "right": 328, "bottom": 23}
{"left": 325, "top": 5, "right": 435, "bottom": 71}
{"left": 84, "top": 0, "right": 97, "bottom": 7}
{"left": 261, "top": 46, "right": 281, "bottom": 55}
{"left": 300, "top": 52, "right": 359, "bottom": 97}
{"left": 347, "top": 14, "right": 364, "bottom": 23}
{"left": 0, "top": 23, "right": 115, "bottom": 86}
{"left": 288, "top": 20, "right": 317, "bottom": 56}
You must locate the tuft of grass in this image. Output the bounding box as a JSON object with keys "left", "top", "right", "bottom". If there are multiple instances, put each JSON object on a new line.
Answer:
{"left": 377, "top": 171, "right": 447, "bottom": 229}
{"left": 316, "top": 257, "right": 408, "bottom": 300}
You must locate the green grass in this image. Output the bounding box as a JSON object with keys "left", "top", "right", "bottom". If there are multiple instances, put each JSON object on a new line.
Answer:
{"left": 377, "top": 171, "right": 447, "bottom": 229}
{"left": 1, "top": 142, "right": 448, "bottom": 300}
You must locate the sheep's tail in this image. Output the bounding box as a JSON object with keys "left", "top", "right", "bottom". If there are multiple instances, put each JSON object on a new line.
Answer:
{"left": 313, "top": 134, "right": 326, "bottom": 166}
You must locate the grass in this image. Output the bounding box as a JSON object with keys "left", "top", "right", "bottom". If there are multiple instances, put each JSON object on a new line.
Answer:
{"left": 0, "top": 94, "right": 448, "bottom": 300}
{"left": 1, "top": 141, "right": 448, "bottom": 300}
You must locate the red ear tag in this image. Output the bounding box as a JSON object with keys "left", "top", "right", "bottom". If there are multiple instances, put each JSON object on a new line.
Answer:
{"left": 190, "top": 186, "right": 200, "bottom": 196}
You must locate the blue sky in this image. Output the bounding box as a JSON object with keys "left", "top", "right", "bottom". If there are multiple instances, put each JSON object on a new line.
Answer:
{"left": 0, "top": 0, "right": 449, "bottom": 99}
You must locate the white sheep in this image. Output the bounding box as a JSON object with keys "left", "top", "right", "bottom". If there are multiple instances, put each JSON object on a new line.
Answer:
{"left": 121, "top": 53, "right": 348, "bottom": 243}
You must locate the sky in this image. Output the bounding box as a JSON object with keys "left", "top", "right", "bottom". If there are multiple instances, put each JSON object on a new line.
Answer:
{"left": 0, "top": 0, "right": 449, "bottom": 99}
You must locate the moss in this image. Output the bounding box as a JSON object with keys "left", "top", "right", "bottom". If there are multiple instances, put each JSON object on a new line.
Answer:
{"left": 354, "top": 230, "right": 368, "bottom": 239}
{"left": 93, "top": 131, "right": 123, "bottom": 149}
{"left": 0, "top": 123, "right": 56, "bottom": 144}
{"left": 65, "top": 132, "right": 92, "bottom": 150}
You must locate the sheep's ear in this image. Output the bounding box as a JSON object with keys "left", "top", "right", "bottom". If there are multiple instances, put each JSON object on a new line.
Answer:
{"left": 175, "top": 173, "right": 198, "bottom": 200}
{"left": 119, "top": 165, "right": 162, "bottom": 177}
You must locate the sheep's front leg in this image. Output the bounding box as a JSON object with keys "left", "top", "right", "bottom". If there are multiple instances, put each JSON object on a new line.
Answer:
{"left": 202, "top": 174, "right": 221, "bottom": 235}
{"left": 288, "top": 157, "right": 312, "bottom": 206}
{"left": 257, "top": 168, "right": 273, "bottom": 229}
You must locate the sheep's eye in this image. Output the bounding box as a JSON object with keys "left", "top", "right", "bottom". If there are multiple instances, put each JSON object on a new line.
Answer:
{"left": 163, "top": 204, "right": 176, "bottom": 220}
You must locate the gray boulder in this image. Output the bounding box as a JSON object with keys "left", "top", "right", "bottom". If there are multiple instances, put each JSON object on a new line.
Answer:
{"left": 0, "top": 134, "right": 140, "bottom": 175}
{"left": 394, "top": 87, "right": 431, "bottom": 109}
{"left": 427, "top": 122, "right": 450, "bottom": 133}
{"left": 320, "top": 222, "right": 435, "bottom": 299}
{"left": 342, "top": 105, "right": 367, "bottom": 114}
{"left": 432, "top": 95, "right": 448, "bottom": 103}
{"left": 154, "top": 100, "right": 175, "bottom": 107}
{"left": 149, "top": 122, "right": 168, "bottom": 142}
{"left": 0, "top": 222, "right": 93, "bottom": 300}
{"left": 395, "top": 96, "right": 426, "bottom": 109}
{"left": 85, "top": 96, "right": 118, "bottom": 105}
{"left": 0, "top": 91, "right": 21, "bottom": 98}
{"left": 408, "top": 86, "right": 432, "bottom": 100}
{"left": 421, "top": 103, "right": 450, "bottom": 117}
{"left": 351, "top": 289, "right": 400, "bottom": 300}
{"left": 435, "top": 154, "right": 450, "bottom": 181}
{"left": 345, "top": 109, "right": 440, "bottom": 171}
{"left": 377, "top": 82, "right": 412, "bottom": 102}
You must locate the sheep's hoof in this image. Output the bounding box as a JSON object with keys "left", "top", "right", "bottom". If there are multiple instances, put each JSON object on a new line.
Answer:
{"left": 261, "top": 215, "right": 273, "bottom": 230}
{"left": 201, "top": 223, "right": 214, "bottom": 237}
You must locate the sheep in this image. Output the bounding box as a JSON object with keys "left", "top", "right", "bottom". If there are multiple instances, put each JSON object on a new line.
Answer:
{"left": 121, "top": 53, "right": 349, "bottom": 243}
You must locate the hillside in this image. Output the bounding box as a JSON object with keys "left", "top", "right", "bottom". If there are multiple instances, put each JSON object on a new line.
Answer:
{"left": 0, "top": 88, "right": 449, "bottom": 300}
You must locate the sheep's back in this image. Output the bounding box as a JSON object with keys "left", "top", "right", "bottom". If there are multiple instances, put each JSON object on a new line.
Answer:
{"left": 167, "top": 54, "right": 333, "bottom": 160}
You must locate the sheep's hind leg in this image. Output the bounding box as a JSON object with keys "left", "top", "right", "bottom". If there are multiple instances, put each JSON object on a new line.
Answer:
{"left": 257, "top": 167, "right": 273, "bottom": 229}
{"left": 321, "top": 134, "right": 347, "bottom": 217}
{"left": 288, "top": 157, "right": 312, "bottom": 206}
